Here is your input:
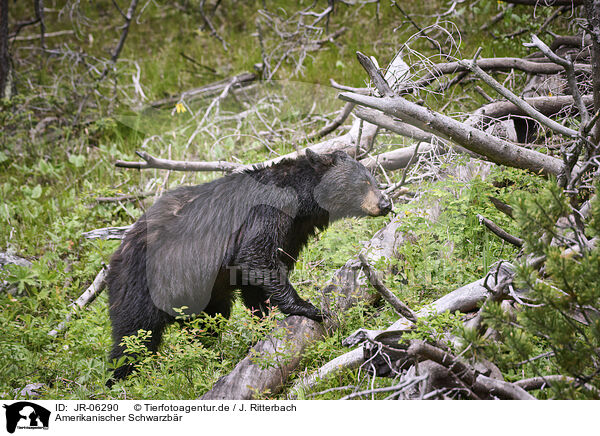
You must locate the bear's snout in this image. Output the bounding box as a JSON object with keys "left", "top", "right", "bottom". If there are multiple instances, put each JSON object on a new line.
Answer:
{"left": 377, "top": 195, "right": 392, "bottom": 215}
{"left": 361, "top": 189, "right": 392, "bottom": 216}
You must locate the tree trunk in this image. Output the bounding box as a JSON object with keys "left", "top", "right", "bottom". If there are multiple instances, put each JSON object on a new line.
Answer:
{"left": 0, "top": 0, "right": 10, "bottom": 99}
{"left": 584, "top": 0, "right": 600, "bottom": 143}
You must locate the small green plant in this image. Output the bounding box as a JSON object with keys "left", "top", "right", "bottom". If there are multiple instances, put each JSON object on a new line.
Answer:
{"left": 403, "top": 311, "right": 463, "bottom": 347}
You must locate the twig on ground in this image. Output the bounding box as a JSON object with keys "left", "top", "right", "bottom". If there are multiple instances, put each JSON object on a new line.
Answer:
{"left": 48, "top": 267, "right": 108, "bottom": 337}
{"left": 358, "top": 252, "right": 418, "bottom": 322}
{"left": 477, "top": 214, "right": 524, "bottom": 247}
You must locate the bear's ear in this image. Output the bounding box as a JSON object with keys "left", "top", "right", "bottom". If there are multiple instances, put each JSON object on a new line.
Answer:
{"left": 332, "top": 150, "right": 350, "bottom": 163}
{"left": 306, "top": 149, "right": 334, "bottom": 169}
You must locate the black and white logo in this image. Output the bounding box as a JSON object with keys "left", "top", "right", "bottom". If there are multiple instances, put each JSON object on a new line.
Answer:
{"left": 3, "top": 402, "right": 50, "bottom": 434}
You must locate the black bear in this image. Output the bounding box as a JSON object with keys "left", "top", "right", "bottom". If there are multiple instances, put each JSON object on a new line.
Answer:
{"left": 106, "top": 149, "right": 391, "bottom": 382}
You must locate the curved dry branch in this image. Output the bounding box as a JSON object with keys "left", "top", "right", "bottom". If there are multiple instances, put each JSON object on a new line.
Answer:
{"left": 48, "top": 267, "right": 108, "bottom": 337}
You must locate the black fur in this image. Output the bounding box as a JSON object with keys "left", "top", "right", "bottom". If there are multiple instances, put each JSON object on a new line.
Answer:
{"left": 106, "top": 149, "right": 391, "bottom": 382}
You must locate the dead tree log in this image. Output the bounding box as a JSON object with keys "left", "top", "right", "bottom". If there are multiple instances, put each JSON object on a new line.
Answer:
{"left": 201, "top": 316, "right": 324, "bottom": 399}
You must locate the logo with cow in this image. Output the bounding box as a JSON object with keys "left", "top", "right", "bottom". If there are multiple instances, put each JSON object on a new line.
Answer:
{"left": 3, "top": 402, "right": 50, "bottom": 433}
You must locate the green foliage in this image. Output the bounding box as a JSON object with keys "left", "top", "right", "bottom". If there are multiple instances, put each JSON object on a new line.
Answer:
{"left": 458, "top": 182, "right": 600, "bottom": 399}
{"left": 403, "top": 311, "right": 463, "bottom": 346}
{"left": 389, "top": 172, "right": 520, "bottom": 305}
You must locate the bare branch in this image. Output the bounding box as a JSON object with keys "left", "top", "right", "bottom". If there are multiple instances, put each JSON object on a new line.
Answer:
{"left": 458, "top": 56, "right": 580, "bottom": 138}
{"left": 115, "top": 151, "right": 243, "bottom": 172}
{"left": 515, "top": 375, "right": 600, "bottom": 395}
{"left": 199, "top": 0, "right": 228, "bottom": 51}
{"left": 358, "top": 252, "right": 418, "bottom": 322}
{"left": 354, "top": 107, "right": 433, "bottom": 142}
{"left": 356, "top": 51, "right": 395, "bottom": 97}
{"left": 305, "top": 102, "right": 355, "bottom": 141}
{"left": 82, "top": 225, "right": 132, "bottom": 240}
{"left": 398, "top": 57, "right": 591, "bottom": 95}
{"left": 99, "top": 0, "right": 139, "bottom": 80}
{"left": 488, "top": 196, "right": 514, "bottom": 218}
{"left": 48, "top": 267, "right": 108, "bottom": 337}
{"left": 477, "top": 214, "right": 524, "bottom": 247}
{"left": 526, "top": 35, "right": 589, "bottom": 124}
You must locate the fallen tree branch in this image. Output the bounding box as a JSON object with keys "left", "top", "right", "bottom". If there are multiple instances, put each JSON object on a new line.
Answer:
{"left": 360, "top": 144, "right": 434, "bottom": 172}
{"left": 355, "top": 107, "right": 486, "bottom": 163}
{"left": 341, "top": 51, "right": 566, "bottom": 176}
{"left": 358, "top": 252, "right": 418, "bottom": 322}
{"left": 527, "top": 35, "right": 590, "bottom": 124}
{"left": 10, "top": 29, "right": 74, "bottom": 42}
{"left": 465, "top": 94, "right": 594, "bottom": 128}
{"left": 488, "top": 196, "right": 514, "bottom": 218}
{"left": 305, "top": 102, "right": 355, "bottom": 141}
{"left": 82, "top": 225, "right": 132, "bottom": 240}
{"left": 115, "top": 150, "right": 243, "bottom": 172}
{"left": 396, "top": 57, "right": 591, "bottom": 95}
{"left": 199, "top": 0, "right": 228, "bottom": 51}
{"left": 48, "top": 266, "right": 108, "bottom": 337}
{"left": 95, "top": 192, "right": 152, "bottom": 203}
{"left": 147, "top": 72, "right": 257, "bottom": 109}
{"left": 477, "top": 214, "right": 524, "bottom": 247}
{"left": 339, "top": 91, "right": 564, "bottom": 176}
{"left": 354, "top": 107, "right": 433, "bottom": 143}
{"left": 514, "top": 375, "right": 600, "bottom": 395}
{"left": 338, "top": 374, "right": 429, "bottom": 400}
{"left": 99, "top": 0, "right": 139, "bottom": 81}
{"left": 458, "top": 55, "right": 580, "bottom": 138}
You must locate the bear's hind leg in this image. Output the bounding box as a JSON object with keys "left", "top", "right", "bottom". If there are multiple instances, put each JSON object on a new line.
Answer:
{"left": 107, "top": 300, "right": 171, "bottom": 386}
{"left": 241, "top": 285, "right": 270, "bottom": 318}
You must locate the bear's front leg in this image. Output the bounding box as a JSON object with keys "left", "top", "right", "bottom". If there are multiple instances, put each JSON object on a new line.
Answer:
{"left": 266, "top": 277, "right": 325, "bottom": 322}
{"left": 237, "top": 259, "right": 324, "bottom": 322}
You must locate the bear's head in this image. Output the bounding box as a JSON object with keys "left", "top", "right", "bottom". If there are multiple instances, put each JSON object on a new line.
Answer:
{"left": 306, "top": 149, "right": 392, "bottom": 220}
